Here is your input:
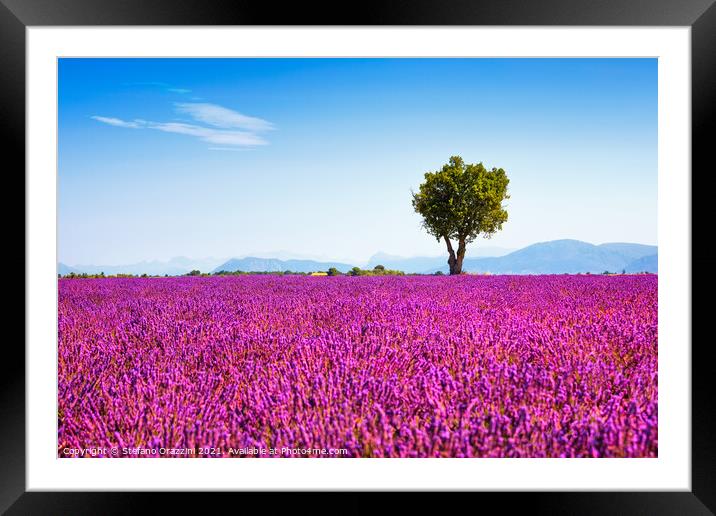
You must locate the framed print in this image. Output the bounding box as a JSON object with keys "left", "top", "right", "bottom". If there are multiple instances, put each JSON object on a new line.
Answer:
{"left": 4, "top": 0, "right": 715, "bottom": 513}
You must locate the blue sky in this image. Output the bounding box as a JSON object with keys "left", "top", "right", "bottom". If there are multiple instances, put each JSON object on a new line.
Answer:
{"left": 58, "top": 58, "right": 657, "bottom": 265}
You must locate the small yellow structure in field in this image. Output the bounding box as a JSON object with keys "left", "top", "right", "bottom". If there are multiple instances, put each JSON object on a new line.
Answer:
{"left": 310, "top": 272, "right": 328, "bottom": 276}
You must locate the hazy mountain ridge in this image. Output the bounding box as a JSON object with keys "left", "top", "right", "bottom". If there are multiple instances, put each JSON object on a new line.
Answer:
{"left": 624, "top": 254, "right": 658, "bottom": 274}
{"left": 59, "top": 240, "right": 657, "bottom": 276}
{"left": 366, "top": 246, "right": 514, "bottom": 273}
{"left": 428, "top": 240, "right": 657, "bottom": 274}
{"left": 58, "top": 256, "right": 225, "bottom": 276}
{"left": 212, "top": 257, "right": 354, "bottom": 274}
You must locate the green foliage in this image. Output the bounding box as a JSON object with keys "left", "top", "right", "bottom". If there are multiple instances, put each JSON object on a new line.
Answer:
{"left": 412, "top": 156, "right": 509, "bottom": 274}
{"left": 59, "top": 271, "right": 206, "bottom": 279}
{"left": 212, "top": 270, "right": 308, "bottom": 276}
{"left": 61, "top": 267, "right": 406, "bottom": 279}
{"left": 412, "top": 156, "right": 509, "bottom": 244}
{"left": 346, "top": 266, "right": 404, "bottom": 277}
{"left": 61, "top": 272, "right": 111, "bottom": 279}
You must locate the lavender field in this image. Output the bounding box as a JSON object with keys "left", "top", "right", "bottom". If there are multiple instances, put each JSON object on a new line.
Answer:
{"left": 58, "top": 275, "right": 657, "bottom": 458}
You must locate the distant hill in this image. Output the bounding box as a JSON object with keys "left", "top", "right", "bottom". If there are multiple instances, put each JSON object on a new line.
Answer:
{"left": 212, "top": 257, "right": 354, "bottom": 274}
{"left": 58, "top": 256, "right": 225, "bottom": 276}
{"left": 427, "top": 240, "right": 657, "bottom": 274}
{"left": 58, "top": 263, "right": 80, "bottom": 276}
{"left": 597, "top": 243, "right": 658, "bottom": 263}
{"left": 624, "top": 254, "right": 658, "bottom": 273}
{"left": 366, "top": 247, "right": 513, "bottom": 273}
{"left": 59, "top": 241, "right": 657, "bottom": 277}
{"left": 366, "top": 253, "right": 446, "bottom": 274}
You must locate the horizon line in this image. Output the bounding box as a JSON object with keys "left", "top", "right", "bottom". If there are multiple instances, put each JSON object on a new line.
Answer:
{"left": 58, "top": 238, "right": 658, "bottom": 268}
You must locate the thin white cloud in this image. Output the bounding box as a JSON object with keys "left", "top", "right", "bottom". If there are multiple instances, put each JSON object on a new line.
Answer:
{"left": 91, "top": 107, "right": 270, "bottom": 147}
{"left": 91, "top": 116, "right": 142, "bottom": 129}
{"left": 168, "top": 88, "right": 192, "bottom": 94}
{"left": 207, "top": 147, "right": 254, "bottom": 152}
{"left": 175, "top": 103, "right": 274, "bottom": 132}
{"left": 147, "top": 122, "right": 268, "bottom": 146}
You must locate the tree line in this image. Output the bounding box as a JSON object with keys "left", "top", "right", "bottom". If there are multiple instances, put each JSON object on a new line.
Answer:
{"left": 59, "top": 264, "right": 408, "bottom": 279}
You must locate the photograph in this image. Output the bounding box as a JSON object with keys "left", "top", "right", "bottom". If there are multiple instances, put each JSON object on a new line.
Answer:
{"left": 57, "top": 57, "right": 658, "bottom": 459}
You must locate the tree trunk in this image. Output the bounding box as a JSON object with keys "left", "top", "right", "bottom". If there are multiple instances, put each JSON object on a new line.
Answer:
{"left": 455, "top": 238, "right": 466, "bottom": 275}
{"left": 444, "top": 235, "right": 460, "bottom": 275}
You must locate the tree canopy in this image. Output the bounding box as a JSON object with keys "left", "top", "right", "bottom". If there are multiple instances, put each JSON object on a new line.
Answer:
{"left": 412, "top": 156, "right": 509, "bottom": 275}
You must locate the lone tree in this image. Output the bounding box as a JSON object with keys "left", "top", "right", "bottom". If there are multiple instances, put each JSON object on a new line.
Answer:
{"left": 412, "top": 156, "right": 509, "bottom": 275}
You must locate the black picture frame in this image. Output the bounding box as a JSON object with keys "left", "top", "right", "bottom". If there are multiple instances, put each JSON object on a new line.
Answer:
{"left": 4, "top": 0, "right": 714, "bottom": 513}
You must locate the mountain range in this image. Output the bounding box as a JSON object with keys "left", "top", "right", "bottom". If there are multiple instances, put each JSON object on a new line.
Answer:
{"left": 365, "top": 246, "right": 514, "bottom": 273}
{"left": 429, "top": 240, "right": 657, "bottom": 274}
{"left": 58, "top": 256, "right": 225, "bottom": 276}
{"left": 58, "top": 239, "right": 657, "bottom": 276}
{"left": 212, "top": 257, "right": 354, "bottom": 274}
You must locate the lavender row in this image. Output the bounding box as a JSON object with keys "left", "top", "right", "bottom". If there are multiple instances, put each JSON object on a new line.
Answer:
{"left": 58, "top": 275, "right": 657, "bottom": 457}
